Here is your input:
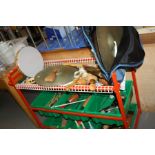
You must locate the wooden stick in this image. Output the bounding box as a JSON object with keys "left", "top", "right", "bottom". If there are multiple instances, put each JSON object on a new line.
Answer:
{"left": 82, "top": 96, "right": 92, "bottom": 108}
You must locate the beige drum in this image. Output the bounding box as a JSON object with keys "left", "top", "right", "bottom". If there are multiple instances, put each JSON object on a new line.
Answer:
{"left": 16, "top": 46, "right": 44, "bottom": 77}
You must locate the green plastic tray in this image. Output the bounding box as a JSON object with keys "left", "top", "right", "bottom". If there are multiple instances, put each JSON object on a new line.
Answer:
{"left": 53, "top": 93, "right": 90, "bottom": 121}
{"left": 43, "top": 103, "right": 138, "bottom": 129}
{"left": 63, "top": 119, "right": 102, "bottom": 129}
{"left": 84, "top": 94, "right": 115, "bottom": 112}
{"left": 31, "top": 81, "right": 133, "bottom": 126}
{"left": 83, "top": 81, "right": 133, "bottom": 125}
{"left": 43, "top": 116, "right": 63, "bottom": 128}
{"left": 43, "top": 117, "right": 102, "bottom": 129}
{"left": 31, "top": 92, "right": 92, "bottom": 120}
{"left": 31, "top": 91, "right": 115, "bottom": 121}
{"left": 31, "top": 91, "right": 61, "bottom": 117}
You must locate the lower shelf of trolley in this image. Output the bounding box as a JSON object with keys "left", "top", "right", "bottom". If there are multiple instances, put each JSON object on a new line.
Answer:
{"left": 34, "top": 103, "right": 138, "bottom": 129}
{"left": 31, "top": 81, "right": 133, "bottom": 126}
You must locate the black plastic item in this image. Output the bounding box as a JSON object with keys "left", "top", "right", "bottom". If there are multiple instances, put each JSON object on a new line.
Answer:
{"left": 82, "top": 26, "right": 145, "bottom": 81}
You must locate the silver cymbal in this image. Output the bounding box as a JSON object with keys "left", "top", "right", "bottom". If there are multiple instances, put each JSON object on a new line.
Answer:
{"left": 35, "top": 65, "right": 78, "bottom": 86}
{"left": 95, "top": 26, "right": 123, "bottom": 71}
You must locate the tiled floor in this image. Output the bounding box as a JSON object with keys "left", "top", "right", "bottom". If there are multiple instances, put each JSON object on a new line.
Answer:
{"left": 0, "top": 90, "right": 154, "bottom": 129}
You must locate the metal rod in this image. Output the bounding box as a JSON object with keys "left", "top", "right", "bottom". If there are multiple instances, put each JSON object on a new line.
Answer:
{"left": 38, "top": 26, "right": 49, "bottom": 49}
{"left": 64, "top": 26, "right": 74, "bottom": 47}
{"left": 53, "top": 99, "right": 86, "bottom": 108}
{"left": 75, "top": 121, "right": 80, "bottom": 128}
{"left": 32, "top": 107, "right": 123, "bottom": 121}
{"left": 100, "top": 106, "right": 118, "bottom": 113}
{"left": 80, "top": 121, "right": 86, "bottom": 129}
{"left": 52, "top": 27, "right": 62, "bottom": 48}
{"left": 25, "top": 26, "right": 37, "bottom": 48}
{"left": 88, "top": 121, "right": 94, "bottom": 129}
{"left": 0, "top": 31, "right": 6, "bottom": 41}
{"left": 69, "top": 26, "right": 77, "bottom": 47}
{"left": 7, "top": 26, "right": 16, "bottom": 39}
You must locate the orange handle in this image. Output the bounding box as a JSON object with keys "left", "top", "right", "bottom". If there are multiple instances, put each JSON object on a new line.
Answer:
{"left": 68, "top": 94, "right": 79, "bottom": 103}
{"left": 83, "top": 96, "right": 91, "bottom": 107}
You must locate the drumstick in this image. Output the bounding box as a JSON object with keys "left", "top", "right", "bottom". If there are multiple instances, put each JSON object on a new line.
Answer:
{"left": 82, "top": 96, "right": 92, "bottom": 108}
{"left": 68, "top": 94, "right": 79, "bottom": 102}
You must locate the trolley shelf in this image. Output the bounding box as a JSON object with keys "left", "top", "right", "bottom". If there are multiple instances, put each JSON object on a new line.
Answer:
{"left": 42, "top": 103, "right": 138, "bottom": 129}
{"left": 15, "top": 83, "right": 114, "bottom": 93}
{"left": 10, "top": 57, "right": 115, "bottom": 93}
{"left": 31, "top": 81, "right": 133, "bottom": 126}
{"left": 7, "top": 56, "right": 142, "bottom": 129}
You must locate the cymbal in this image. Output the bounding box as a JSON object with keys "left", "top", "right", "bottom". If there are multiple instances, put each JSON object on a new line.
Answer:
{"left": 34, "top": 65, "right": 78, "bottom": 86}
{"left": 95, "top": 26, "right": 123, "bottom": 71}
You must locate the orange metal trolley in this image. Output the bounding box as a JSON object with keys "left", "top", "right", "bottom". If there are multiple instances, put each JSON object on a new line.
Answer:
{"left": 7, "top": 58, "right": 141, "bottom": 129}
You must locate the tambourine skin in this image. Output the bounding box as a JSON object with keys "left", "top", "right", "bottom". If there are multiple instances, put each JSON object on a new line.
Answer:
{"left": 16, "top": 46, "right": 44, "bottom": 77}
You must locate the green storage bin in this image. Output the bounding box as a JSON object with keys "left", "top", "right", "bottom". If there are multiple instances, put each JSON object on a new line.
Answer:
{"left": 31, "top": 91, "right": 62, "bottom": 117}
{"left": 53, "top": 93, "right": 91, "bottom": 121}
{"left": 84, "top": 94, "right": 115, "bottom": 112}
{"left": 83, "top": 81, "right": 133, "bottom": 126}
{"left": 83, "top": 93, "right": 121, "bottom": 125}
{"left": 31, "top": 91, "right": 91, "bottom": 120}
{"left": 62, "top": 119, "right": 85, "bottom": 129}
{"left": 43, "top": 117, "right": 82, "bottom": 129}
{"left": 62, "top": 119, "right": 102, "bottom": 129}
{"left": 81, "top": 120, "right": 102, "bottom": 129}
{"left": 43, "top": 117, "right": 102, "bottom": 129}
{"left": 42, "top": 104, "right": 138, "bottom": 129}
{"left": 43, "top": 116, "right": 63, "bottom": 128}
{"left": 31, "top": 81, "right": 133, "bottom": 127}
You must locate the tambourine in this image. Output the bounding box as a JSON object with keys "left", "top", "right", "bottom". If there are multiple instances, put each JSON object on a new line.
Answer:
{"left": 16, "top": 46, "right": 44, "bottom": 77}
